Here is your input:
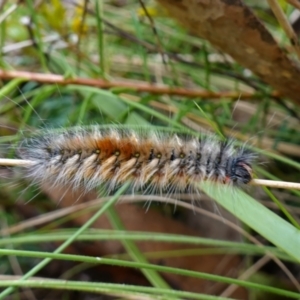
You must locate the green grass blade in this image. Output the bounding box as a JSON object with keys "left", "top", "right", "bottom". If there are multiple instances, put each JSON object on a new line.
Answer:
{"left": 200, "top": 182, "right": 300, "bottom": 263}
{"left": 0, "top": 279, "right": 234, "bottom": 300}
{"left": 106, "top": 206, "right": 171, "bottom": 289}
{"left": 0, "top": 78, "right": 25, "bottom": 99}
{"left": 0, "top": 182, "right": 130, "bottom": 300}
{"left": 0, "top": 249, "right": 299, "bottom": 298}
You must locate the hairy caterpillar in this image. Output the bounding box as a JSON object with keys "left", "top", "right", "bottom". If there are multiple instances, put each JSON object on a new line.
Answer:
{"left": 17, "top": 126, "right": 255, "bottom": 194}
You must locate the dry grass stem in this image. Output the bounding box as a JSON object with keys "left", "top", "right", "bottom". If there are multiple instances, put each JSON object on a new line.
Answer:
{"left": 1, "top": 159, "right": 300, "bottom": 190}
{"left": 251, "top": 179, "right": 300, "bottom": 190}
{"left": 267, "top": 0, "right": 300, "bottom": 58}
{"left": 0, "top": 159, "right": 34, "bottom": 167}
{"left": 285, "top": 0, "right": 300, "bottom": 11}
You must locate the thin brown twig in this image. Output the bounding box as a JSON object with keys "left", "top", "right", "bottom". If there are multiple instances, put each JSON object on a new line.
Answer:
{"left": 0, "top": 69, "right": 280, "bottom": 99}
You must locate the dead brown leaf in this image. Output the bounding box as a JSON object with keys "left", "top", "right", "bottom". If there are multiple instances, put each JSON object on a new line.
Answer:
{"left": 156, "top": 0, "right": 300, "bottom": 103}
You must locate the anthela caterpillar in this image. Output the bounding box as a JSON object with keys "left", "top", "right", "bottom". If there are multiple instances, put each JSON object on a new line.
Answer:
{"left": 17, "top": 126, "right": 255, "bottom": 194}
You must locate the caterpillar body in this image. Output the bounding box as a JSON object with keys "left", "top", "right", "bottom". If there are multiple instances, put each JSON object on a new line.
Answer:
{"left": 18, "top": 127, "right": 255, "bottom": 194}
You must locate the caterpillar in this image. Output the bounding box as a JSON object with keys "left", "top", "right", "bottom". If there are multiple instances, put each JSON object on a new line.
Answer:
{"left": 17, "top": 126, "right": 255, "bottom": 194}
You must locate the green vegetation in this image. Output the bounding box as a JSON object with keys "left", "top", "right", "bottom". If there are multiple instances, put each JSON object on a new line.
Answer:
{"left": 0, "top": 1, "right": 300, "bottom": 299}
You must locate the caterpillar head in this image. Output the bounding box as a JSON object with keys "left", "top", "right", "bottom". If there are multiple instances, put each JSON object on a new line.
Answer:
{"left": 230, "top": 153, "right": 255, "bottom": 186}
